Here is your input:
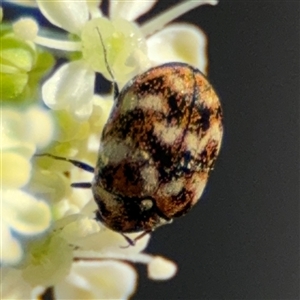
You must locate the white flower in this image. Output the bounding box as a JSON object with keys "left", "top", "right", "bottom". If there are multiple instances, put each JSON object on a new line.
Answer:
{"left": 3, "top": 149, "right": 173, "bottom": 298}
{"left": 14, "top": 0, "right": 217, "bottom": 120}
{"left": 1, "top": 107, "right": 54, "bottom": 188}
{"left": 1, "top": 190, "right": 52, "bottom": 265}
{"left": 1, "top": 107, "right": 54, "bottom": 265}
{"left": 2, "top": 267, "right": 44, "bottom": 300}
{"left": 55, "top": 260, "right": 137, "bottom": 299}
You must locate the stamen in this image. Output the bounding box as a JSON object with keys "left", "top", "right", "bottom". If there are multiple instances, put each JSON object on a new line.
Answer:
{"left": 141, "top": 0, "right": 218, "bottom": 37}
{"left": 34, "top": 36, "right": 82, "bottom": 52}
{"left": 148, "top": 256, "right": 177, "bottom": 280}
{"left": 74, "top": 250, "right": 152, "bottom": 264}
{"left": 74, "top": 251, "right": 177, "bottom": 280}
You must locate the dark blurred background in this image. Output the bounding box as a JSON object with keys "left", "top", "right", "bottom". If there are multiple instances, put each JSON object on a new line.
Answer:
{"left": 3, "top": 0, "right": 299, "bottom": 299}
{"left": 135, "top": 1, "right": 300, "bottom": 300}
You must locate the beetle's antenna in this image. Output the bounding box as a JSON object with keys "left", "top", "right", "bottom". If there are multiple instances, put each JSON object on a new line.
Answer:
{"left": 35, "top": 153, "right": 94, "bottom": 173}
{"left": 95, "top": 27, "right": 119, "bottom": 99}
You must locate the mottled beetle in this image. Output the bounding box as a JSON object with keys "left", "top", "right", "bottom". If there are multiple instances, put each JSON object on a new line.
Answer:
{"left": 38, "top": 62, "right": 223, "bottom": 245}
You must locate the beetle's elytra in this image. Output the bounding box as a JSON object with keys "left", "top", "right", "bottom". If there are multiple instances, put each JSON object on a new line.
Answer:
{"left": 92, "top": 62, "right": 223, "bottom": 234}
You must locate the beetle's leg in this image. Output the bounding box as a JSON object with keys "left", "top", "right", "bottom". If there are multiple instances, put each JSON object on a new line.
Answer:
{"left": 132, "top": 230, "right": 152, "bottom": 244}
{"left": 35, "top": 153, "right": 94, "bottom": 173}
{"left": 121, "top": 234, "right": 135, "bottom": 248}
{"left": 120, "top": 230, "right": 152, "bottom": 248}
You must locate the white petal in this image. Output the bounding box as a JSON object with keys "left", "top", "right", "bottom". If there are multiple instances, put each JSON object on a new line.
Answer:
{"left": 29, "top": 169, "right": 70, "bottom": 204}
{"left": 1, "top": 225, "right": 23, "bottom": 265}
{"left": 147, "top": 23, "right": 208, "bottom": 73}
{"left": 71, "top": 98, "right": 94, "bottom": 120}
{"left": 1, "top": 268, "right": 36, "bottom": 299}
{"left": 110, "top": 0, "right": 156, "bottom": 21}
{"left": 59, "top": 217, "right": 100, "bottom": 245}
{"left": 42, "top": 60, "right": 95, "bottom": 120}
{"left": 0, "top": 109, "right": 36, "bottom": 158}
{"left": 72, "top": 225, "right": 150, "bottom": 254}
{"left": 141, "top": 0, "right": 218, "bottom": 37}
{"left": 86, "top": 0, "right": 103, "bottom": 19}
{"left": 55, "top": 260, "right": 137, "bottom": 299}
{"left": 36, "top": 0, "right": 89, "bottom": 34}
{"left": 148, "top": 256, "right": 177, "bottom": 280}
{"left": 1, "top": 109, "right": 26, "bottom": 149}
{"left": 25, "top": 106, "right": 54, "bottom": 149}
{"left": 22, "top": 235, "right": 73, "bottom": 286}
{"left": 2, "top": 190, "right": 52, "bottom": 235}
{"left": 1, "top": 152, "right": 31, "bottom": 189}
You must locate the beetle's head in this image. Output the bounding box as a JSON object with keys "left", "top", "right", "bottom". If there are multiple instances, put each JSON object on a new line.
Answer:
{"left": 92, "top": 184, "right": 171, "bottom": 233}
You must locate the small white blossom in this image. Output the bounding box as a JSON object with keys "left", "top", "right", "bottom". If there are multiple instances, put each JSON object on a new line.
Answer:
{"left": 1, "top": 190, "right": 52, "bottom": 265}
{"left": 55, "top": 260, "right": 137, "bottom": 299}
{"left": 1, "top": 107, "right": 54, "bottom": 188}
{"left": 25, "top": 0, "right": 216, "bottom": 119}
{"left": 2, "top": 268, "right": 41, "bottom": 300}
{"left": 42, "top": 60, "right": 95, "bottom": 120}
{"left": 1, "top": 107, "right": 54, "bottom": 265}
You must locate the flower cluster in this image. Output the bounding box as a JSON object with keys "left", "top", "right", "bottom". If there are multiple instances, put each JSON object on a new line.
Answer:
{"left": 1, "top": 0, "right": 217, "bottom": 299}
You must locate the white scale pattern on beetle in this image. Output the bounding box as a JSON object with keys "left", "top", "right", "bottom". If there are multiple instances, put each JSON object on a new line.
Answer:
{"left": 153, "top": 122, "right": 183, "bottom": 145}
{"left": 141, "top": 165, "right": 159, "bottom": 194}
{"left": 138, "top": 95, "right": 168, "bottom": 114}
{"left": 158, "top": 178, "right": 185, "bottom": 198}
